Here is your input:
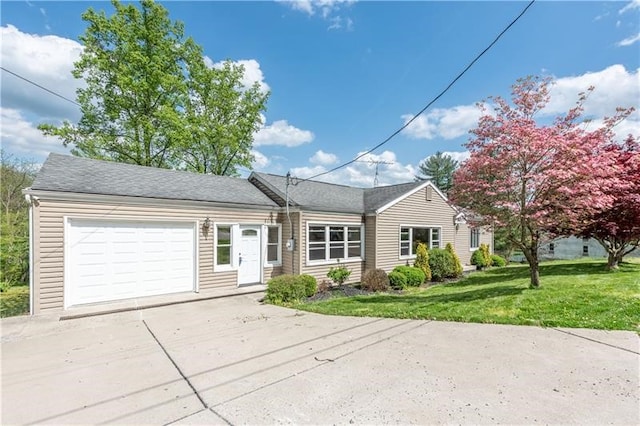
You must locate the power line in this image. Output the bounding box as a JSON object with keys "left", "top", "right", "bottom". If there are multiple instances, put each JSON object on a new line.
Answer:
{"left": 301, "top": 0, "right": 536, "bottom": 183}
{"left": 1, "top": 66, "right": 81, "bottom": 107}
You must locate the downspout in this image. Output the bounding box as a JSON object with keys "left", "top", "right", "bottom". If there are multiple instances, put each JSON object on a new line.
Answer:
{"left": 25, "top": 192, "right": 35, "bottom": 315}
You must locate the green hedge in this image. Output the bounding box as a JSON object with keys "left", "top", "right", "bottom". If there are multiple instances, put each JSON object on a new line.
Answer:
{"left": 428, "top": 249, "right": 456, "bottom": 282}
{"left": 392, "top": 266, "right": 426, "bottom": 286}
{"left": 265, "top": 274, "right": 317, "bottom": 304}
{"left": 388, "top": 271, "right": 408, "bottom": 289}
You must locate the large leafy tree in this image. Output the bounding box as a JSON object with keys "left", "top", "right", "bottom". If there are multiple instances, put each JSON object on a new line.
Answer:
{"left": 40, "top": 0, "right": 192, "bottom": 168}
{"left": 416, "top": 151, "right": 458, "bottom": 195}
{"left": 183, "top": 56, "right": 268, "bottom": 175}
{"left": 39, "top": 0, "right": 268, "bottom": 175}
{"left": 450, "top": 76, "right": 631, "bottom": 288}
{"left": 579, "top": 136, "right": 640, "bottom": 269}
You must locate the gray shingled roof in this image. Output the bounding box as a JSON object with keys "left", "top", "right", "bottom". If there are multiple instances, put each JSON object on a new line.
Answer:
{"left": 31, "top": 154, "right": 279, "bottom": 208}
{"left": 250, "top": 172, "right": 426, "bottom": 214}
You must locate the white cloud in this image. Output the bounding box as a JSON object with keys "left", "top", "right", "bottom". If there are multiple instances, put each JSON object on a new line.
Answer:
{"left": 0, "top": 25, "right": 83, "bottom": 121}
{"left": 206, "top": 57, "right": 270, "bottom": 94}
{"left": 253, "top": 119, "right": 314, "bottom": 147}
{"left": 251, "top": 150, "right": 270, "bottom": 169}
{"left": 279, "top": 0, "right": 356, "bottom": 30}
{"left": 310, "top": 150, "right": 338, "bottom": 165}
{"left": 0, "top": 108, "right": 70, "bottom": 159}
{"left": 617, "top": 32, "right": 640, "bottom": 46}
{"left": 292, "top": 150, "right": 416, "bottom": 187}
{"left": 619, "top": 0, "right": 640, "bottom": 14}
{"left": 438, "top": 151, "right": 471, "bottom": 164}
{"left": 544, "top": 65, "right": 640, "bottom": 140}
{"left": 401, "top": 105, "right": 483, "bottom": 140}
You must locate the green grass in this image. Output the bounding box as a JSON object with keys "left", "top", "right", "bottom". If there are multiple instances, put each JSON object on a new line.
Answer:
{"left": 293, "top": 259, "right": 640, "bottom": 331}
{"left": 0, "top": 285, "right": 29, "bottom": 318}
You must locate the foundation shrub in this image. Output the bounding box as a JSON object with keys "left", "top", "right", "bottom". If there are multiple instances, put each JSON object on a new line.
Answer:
{"left": 388, "top": 271, "right": 408, "bottom": 290}
{"left": 392, "top": 265, "right": 426, "bottom": 286}
{"left": 361, "top": 269, "right": 390, "bottom": 292}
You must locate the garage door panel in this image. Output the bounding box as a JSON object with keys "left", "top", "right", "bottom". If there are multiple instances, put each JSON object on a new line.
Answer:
{"left": 67, "top": 220, "right": 195, "bottom": 307}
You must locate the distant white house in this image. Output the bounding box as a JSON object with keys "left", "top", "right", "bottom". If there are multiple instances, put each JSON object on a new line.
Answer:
{"left": 539, "top": 237, "right": 639, "bottom": 260}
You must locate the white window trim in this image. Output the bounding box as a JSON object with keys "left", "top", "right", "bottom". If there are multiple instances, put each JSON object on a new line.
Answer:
{"left": 398, "top": 224, "right": 443, "bottom": 260}
{"left": 214, "top": 222, "right": 239, "bottom": 272}
{"left": 470, "top": 227, "right": 480, "bottom": 251}
{"left": 306, "top": 222, "right": 365, "bottom": 266}
{"left": 263, "top": 224, "right": 282, "bottom": 268}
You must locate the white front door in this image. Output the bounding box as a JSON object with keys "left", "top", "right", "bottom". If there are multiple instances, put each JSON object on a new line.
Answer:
{"left": 238, "top": 226, "right": 261, "bottom": 285}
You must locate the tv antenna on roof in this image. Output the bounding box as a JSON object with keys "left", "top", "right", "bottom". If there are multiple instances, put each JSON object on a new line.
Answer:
{"left": 353, "top": 159, "right": 394, "bottom": 187}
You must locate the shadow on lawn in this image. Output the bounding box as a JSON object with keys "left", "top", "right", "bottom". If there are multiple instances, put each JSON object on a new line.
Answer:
{"left": 352, "top": 285, "right": 525, "bottom": 305}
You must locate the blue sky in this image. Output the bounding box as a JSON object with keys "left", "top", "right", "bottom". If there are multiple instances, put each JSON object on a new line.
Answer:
{"left": 2, "top": 0, "right": 639, "bottom": 187}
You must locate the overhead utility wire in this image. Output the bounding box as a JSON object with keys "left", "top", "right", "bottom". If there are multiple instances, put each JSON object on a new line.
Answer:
{"left": 1, "top": 66, "right": 81, "bottom": 107}
{"left": 301, "top": 0, "right": 536, "bottom": 183}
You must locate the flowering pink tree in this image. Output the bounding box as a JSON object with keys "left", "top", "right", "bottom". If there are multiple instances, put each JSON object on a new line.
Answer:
{"left": 450, "top": 76, "right": 632, "bottom": 288}
{"left": 578, "top": 136, "right": 640, "bottom": 269}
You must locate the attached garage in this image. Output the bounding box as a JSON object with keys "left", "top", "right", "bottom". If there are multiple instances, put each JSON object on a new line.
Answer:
{"left": 65, "top": 219, "right": 196, "bottom": 307}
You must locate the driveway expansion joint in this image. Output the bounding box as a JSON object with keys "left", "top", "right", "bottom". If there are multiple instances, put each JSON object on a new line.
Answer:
{"left": 552, "top": 327, "right": 640, "bottom": 355}
{"left": 142, "top": 319, "right": 208, "bottom": 409}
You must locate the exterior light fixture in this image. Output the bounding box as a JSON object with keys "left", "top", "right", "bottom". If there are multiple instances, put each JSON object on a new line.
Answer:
{"left": 202, "top": 217, "right": 211, "bottom": 234}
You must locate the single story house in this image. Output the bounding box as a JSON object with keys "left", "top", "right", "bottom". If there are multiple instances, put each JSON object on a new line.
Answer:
{"left": 24, "top": 153, "right": 493, "bottom": 315}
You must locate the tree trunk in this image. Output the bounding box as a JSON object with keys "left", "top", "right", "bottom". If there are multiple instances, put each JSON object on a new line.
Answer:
{"left": 607, "top": 252, "right": 619, "bottom": 270}
{"left": 521, "top": 247, "right": 541, "bottom": 288}
{"left": 529, "top": 260, "right": 540, "bottom": 288}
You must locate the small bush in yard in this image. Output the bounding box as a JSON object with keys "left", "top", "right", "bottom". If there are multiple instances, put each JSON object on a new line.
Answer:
{"left": 491, "top": 254, "right": 507, "bottom": 267}
{"left": 388, "top": 271, "right": 408, "bottom": 289}
{"left": 413, "top": 243, "right": 432, "bottom": 282}
{"left": 327, "top": 265, "right": 351, "bottom": 285}
{"left": 317, "top": 279, "right": 332, "bottom": 293}
{"left": 428, "top": 249, "right": 456, "bottom": 282}
{"left": 445, "top": 243, "right": 463, "bottom": 277}
{"left": 392, "top": 266, "right": 426, "bottom": 286}
{"left": 265, "top": 275, "right": 307, "bottom": 304}
{"left": 471, "top": 249, "right": 488, "bottom": 269}
{"left": 361, "top": 269, "right": 390, "bottom": 292}
{"left": 480, "top": 243, "right": 493, "bottom": 267}
{"left": 299, "top": 274, "right": 318, "bottom": 296}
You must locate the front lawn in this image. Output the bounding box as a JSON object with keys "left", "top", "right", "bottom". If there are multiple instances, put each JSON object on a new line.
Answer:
{"left": 294, "top": 259, "right": 640, "bottom": 331}
{"left": 0, "top": 285, "right": 30, "bottom": 318}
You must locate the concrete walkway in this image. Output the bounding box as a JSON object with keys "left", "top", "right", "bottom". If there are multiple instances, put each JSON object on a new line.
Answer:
{"left": 1, "top": 295, "right": 638, "bottom": 425}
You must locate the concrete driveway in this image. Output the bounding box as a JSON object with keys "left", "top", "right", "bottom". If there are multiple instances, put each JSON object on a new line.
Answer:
{"left": 2, "top": 294, "right": 638, "bottom": 425}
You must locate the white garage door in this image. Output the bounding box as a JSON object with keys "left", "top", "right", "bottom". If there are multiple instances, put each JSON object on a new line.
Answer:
{"left": 66, "top": 219, "right": 196, "bottom": 307}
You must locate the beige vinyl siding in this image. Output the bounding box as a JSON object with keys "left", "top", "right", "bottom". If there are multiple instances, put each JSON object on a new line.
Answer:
{"left": 456, "top": 223, "right": 494, "bottom": 266}
{"left": 364, "top": 215, "right": 377, "bottom": 272}
{"left": 32, "top": 197, "right": 281, "bottom": 314}
{"left": 455, "top": 223, "right": 473, "bottom": 265}
{"left": 300, "top": 211, "right": 364, "bottom": 284}
{"left": 376, "top": 186, "right": 458, "bottom": 273}
{"left": 280, "top": 211, "right": 300, "bottom": 275}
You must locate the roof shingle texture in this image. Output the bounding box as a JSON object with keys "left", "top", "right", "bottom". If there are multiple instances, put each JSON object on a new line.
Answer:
{"left": 250, "top": 172, "right": 425, "bottom": 214}
{"left": 32, "top": 154, "right": 279, "bottom": 207}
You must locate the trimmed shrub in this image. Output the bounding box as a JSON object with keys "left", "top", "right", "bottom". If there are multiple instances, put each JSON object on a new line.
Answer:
{"left": 480, "top": 243, "right": 493, "bottom": 267}
{"left": 470, "top": 249, "right": 488, "bottom": 269}
{"left": 445, "top": 242, "right": 463, "bottom": 277}
{"left": 361, "top": 269, "right": 390, "bottom": 292}
{"left": 392, "top": 266, "right": 426, "bottom": 287}
{"left": 428, "top": 249, "right": 456, "bottom": 282}
{"left": 491, "top": 254, "right": 507, "bottom": 267}
{"left": 317, "top": 279, "right": 332, "bottom": 293}
{"left": 413, "top": 243, "right": 432, "bottom": 282}
{"left": 299, "top": 274, "right": 318, "bottom": 297}
{"left": 265, "top": 275, "right": 307, "bottom": 304}
{"left": 388, "top": 271, "right": 408, "bottom": 290}
{"left": 327, "top": 265, "right": 351, "bottom": 285}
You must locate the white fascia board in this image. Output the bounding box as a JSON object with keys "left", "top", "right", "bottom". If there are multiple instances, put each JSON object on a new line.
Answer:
{"left": 375, "top": 181, "right": 456, "bottom": 215}
{"left": 23, "top": 189, "right": 282, "bottom": 212}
